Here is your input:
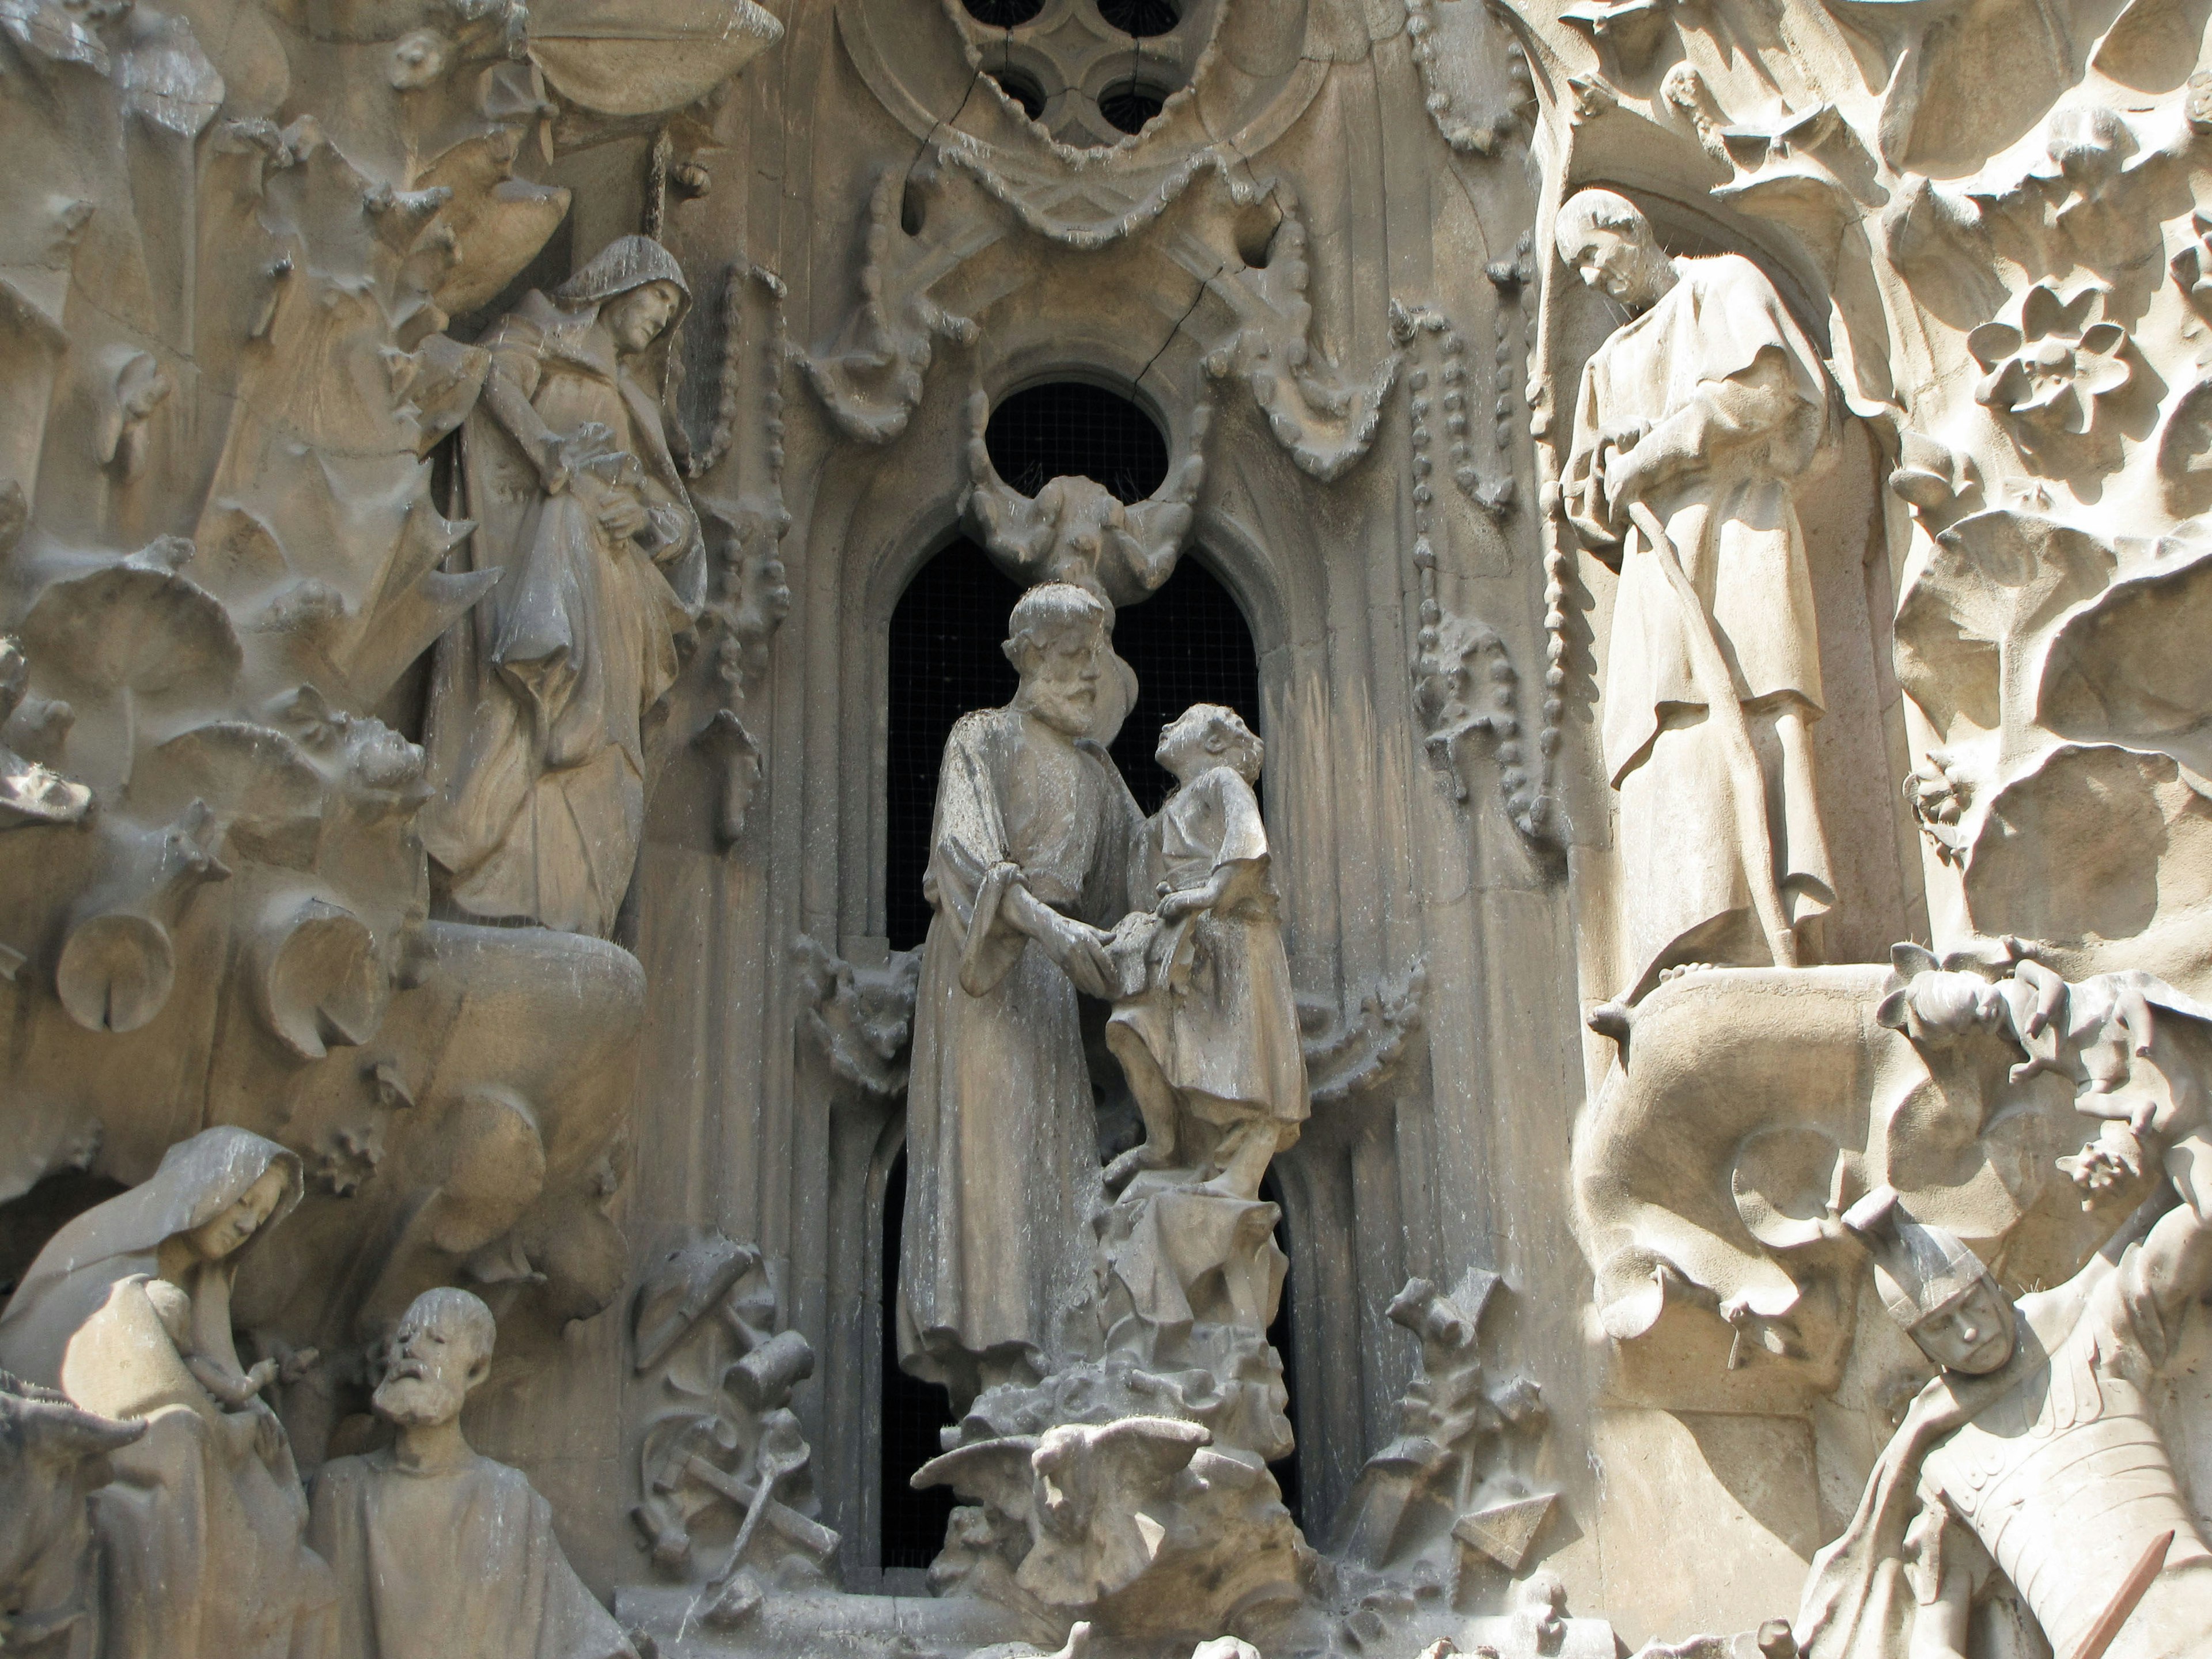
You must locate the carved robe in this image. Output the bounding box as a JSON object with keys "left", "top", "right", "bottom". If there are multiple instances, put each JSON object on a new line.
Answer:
{"left": 309, "top": 1451, "right": 634, "bottom": 1659}
{"left": 0, "top": 1131, "right": 334, "bottom": 1659}
{"left": 1800, "top": 1238, "right": 2212, "bottom": 1659}
{"left": 1106, "top": 765, "right": 1307, "bottom": 1134}
{"left": 897, "top": 707, "right": 1145, "bottom": 1402}
{"left": 1563, "top": 253, "right": 1838, "bottom": 998}
{"left": 421, "top": 252, "right": 703, "bottom": 939}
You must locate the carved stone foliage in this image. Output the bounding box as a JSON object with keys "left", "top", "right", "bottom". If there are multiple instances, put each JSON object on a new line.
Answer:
{"left": 1331, "top": 1274, "right": 1556, "bottom": 1636}
{"left": 0, "top": 0, "right": 777, "bottom": 1502}
{"left": 796, "top": 151, "right": 1394, "bottom": 479}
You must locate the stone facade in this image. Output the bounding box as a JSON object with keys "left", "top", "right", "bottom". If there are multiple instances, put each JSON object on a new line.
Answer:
{"left": 6, "top": 1, "right": 2212, "bottom": 1657}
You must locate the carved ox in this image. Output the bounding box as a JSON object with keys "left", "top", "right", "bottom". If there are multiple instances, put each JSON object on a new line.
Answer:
{"left": 0, "top": 1370, "right": 139, "bottom": 1656}
{"left": 1571, "top": 960, "right": 2130, "bottom": 1406}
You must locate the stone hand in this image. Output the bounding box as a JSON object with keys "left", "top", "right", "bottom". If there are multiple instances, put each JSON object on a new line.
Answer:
{"left": 249, "top": 1399, "right": 286, "bottom": 1463}
{"left": 1156, "top": 887, "right": 1214, "bottom": 924}
{"left": 573, "top": 474, "right": 650, "bottom": 540}
{"left": 1041, "top": 912, "right": 1117, "bottom": 999}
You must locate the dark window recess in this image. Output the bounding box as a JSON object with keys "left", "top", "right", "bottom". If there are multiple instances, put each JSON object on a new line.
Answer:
{"left": 1260, "top": 1169, "right": 1302, "bottom": 1530}
{"left": 1108, "top": 559, "right": 1260, "bottom": 814}
{"left": 984, "top": 382, "right": 1168, "bottom": 503}
{"left": 886, "top": 540, "right": 1022, "bottom": 952}
{"left": 964, "top": 0, "right": 1043, "bottom": 24}
{"left": 1098, "top": 81, "right": 1166, "bottom": 135}
{"left": 881, "top": 1149, "right": 961, "bottom": 1571}
{"left": 988, "top": 66, "right": 1047, "bottom": 122}
{"left": 885, "top": 544, "right": 1259, "bottom": 949}
{"left": 0, "top": 1168, "right": 128, "bottom": 1304}
{"left": 1097, "top": 0, "right": 1180, "bottom": 35}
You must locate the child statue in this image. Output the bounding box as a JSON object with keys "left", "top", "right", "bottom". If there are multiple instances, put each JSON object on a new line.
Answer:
{"left": 1104, "top": 704, "right": 1309, "bottom": 1201}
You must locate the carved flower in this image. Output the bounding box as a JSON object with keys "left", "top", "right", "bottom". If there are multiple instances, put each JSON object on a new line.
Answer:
{"left": 1968, "top": 283, "right": 2131, "bottom": 436}
{"left": 2172, "top": 209, "right": 2212, "bottom": 317}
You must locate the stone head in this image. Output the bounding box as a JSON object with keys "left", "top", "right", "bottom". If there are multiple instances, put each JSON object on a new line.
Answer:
{"left": 605, "top": 280, "right": 684, "bottom": 355}
{"left": 1555, "top": 189, "right": 1669, "bottom": 312}
{"left": 1005, "top": 583, "right": 1110, "bottom": 738}
{"left": 1843, "top": 1187, "right": 2016, "bottom": 1375}
{"left": 183, "top": 1164, "right": 290, "bottom": 1263}
{"left": 1157, "top": 704, "right": 1262, "bottom": 787}
{"left": 373, "top": 1288, "right": 497, "bottom": 1428}
{"left": 1876, "top": 947, "right": 2011, "bottom": 1048}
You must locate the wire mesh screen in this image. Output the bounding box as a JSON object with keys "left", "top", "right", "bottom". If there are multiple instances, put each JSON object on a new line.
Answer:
{"left": 1109, "top": 559, "right": 1262, "bottom": 814}
{"left": 879, "top": 1149, "right": 960, "bottom": 1571}
{"left": 983, "top": 382, "right": 1170, "bottom": 502}
{"left": 884, "top": 543, "right": 1261, "bottom": 949}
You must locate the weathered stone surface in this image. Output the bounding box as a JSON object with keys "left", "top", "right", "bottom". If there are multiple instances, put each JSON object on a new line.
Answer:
{"left": 11, "top": 0, "right": 2212, "bottom": 1656}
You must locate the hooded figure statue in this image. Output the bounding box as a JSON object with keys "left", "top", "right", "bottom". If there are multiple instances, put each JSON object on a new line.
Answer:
{"left": 0, "top": 1128, "right": 335, "bottom": 1659}
{"left": 0, "top": 1126, "right": 304, "bottom": 1391}
{"left": 422, "top": 233, "right": 706, "bottom": 938}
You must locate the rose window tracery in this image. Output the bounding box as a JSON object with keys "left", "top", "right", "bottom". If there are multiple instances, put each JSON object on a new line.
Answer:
{"left": 948, "top": 0, "right": 1223, "bottom": 147}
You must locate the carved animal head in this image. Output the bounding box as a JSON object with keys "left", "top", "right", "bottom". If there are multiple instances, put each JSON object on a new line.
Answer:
{"left": 1876, "top": 944, "right": 2009, "bottom": 1046}
{"left": 0, "top": 1371, "right": 141, "bottom": 1654}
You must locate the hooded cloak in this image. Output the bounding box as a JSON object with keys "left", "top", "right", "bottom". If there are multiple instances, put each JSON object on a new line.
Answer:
{"left": 0, "top": 1127, "right": 302, "bottom": 1391}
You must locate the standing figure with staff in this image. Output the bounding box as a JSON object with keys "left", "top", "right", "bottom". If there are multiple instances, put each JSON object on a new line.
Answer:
{"left": 1556, "top": 188, "right": 1840, "bottom": 1003}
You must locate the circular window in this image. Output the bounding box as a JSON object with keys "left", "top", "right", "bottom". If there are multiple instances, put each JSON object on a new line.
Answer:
{"left": 1097, "top": 79, "right": 1166, "bottom": 134}
{"left": 1096, "top": 0, "right": 1180, "bottom": 35}
{"left": 984, "top": 381, "right": 1169, "bottom": 502}
{"left": 961, "top": 0, "right": 1043, "bottom": 24}
{"left": 988, "top": 66, "right": 1048, "bottom": 120}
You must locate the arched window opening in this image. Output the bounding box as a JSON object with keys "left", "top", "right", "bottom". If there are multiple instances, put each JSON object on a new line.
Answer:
{"left": 983, "top": 382, "right": 1168, "bottom": 503}
{"left": 884, "top": 543, "right": 1261, "bottom": 949}
{"left": 880, "top": 1148, "right": 959, "bottom": 1572}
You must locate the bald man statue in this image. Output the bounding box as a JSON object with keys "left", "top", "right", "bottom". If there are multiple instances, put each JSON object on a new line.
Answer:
{"left": 309, "top": 1289, "right": 635, "bottom": 1659}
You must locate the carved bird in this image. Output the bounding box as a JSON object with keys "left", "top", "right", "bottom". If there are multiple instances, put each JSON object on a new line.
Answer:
{"left": 959, "top": 391, "right": 1211, "bottom": 608}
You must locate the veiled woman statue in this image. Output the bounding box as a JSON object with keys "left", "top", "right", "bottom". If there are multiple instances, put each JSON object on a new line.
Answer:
{"left": 0, "top": 1127, "right": 336, "bottom": 1659}
{"left": 422, "top": 234, "right": 706, "bottom": 938}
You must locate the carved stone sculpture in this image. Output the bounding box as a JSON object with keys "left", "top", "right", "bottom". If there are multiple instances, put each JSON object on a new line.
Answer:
{"left": 0, "top": 1128, "right": 335, "bottom": 1659}
{"left": 627, "top": 1234, "right": 836, "bottom": 1626}
{"left": 0, "top": 1372, "right": 139, "bottom": 1658}
{"left": 1103, "top": 704, "right": 1308, "bottom": 1202}
{"left": 1557, "top": 189, "right": 1840, "bottom": 1000}
{"left": 897, "top": 582, "right": 1147, "bottom": 1411}
{"left": 310, "top": 1287, "right": 636, "bottom": 1659}
{"left": 421, "top": 234, "right": 704, "bottom": 939}
{"left": 961, "top": 390, "right": 1209, "bottom": 607}
{"left": 1798, "top": 1185, "right": 2212, "bottom": 1659}
{"left": 1334, "top": 1274, "right": 1553, "bottom": 1598}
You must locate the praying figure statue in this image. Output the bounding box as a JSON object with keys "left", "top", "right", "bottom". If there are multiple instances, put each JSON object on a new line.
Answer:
{"left": 310, "top": 1287, "right": 637, "bottom": 1659}
{"left": 898, "top": 582, "right": 1148, "bottom": 1412}
{"left": 1556, "top": 189, "right": 1839, "bottom": 1002}
{"left": 422, "top": 234, "right": 705, "bottom": 938}
{"left": 1798, "top": 1185, "right": 2212, "bottom": 1659}
{"left": 1103, "top": 704, "right": 1308, "bottom": 1201}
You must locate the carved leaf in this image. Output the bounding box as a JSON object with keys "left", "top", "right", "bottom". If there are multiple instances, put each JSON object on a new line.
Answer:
{"left": 2040, "top": 534, "right": 2212, "bottom": 773}
{"left": 1893, "top": 510, "right": 2114, "bottom": 739}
